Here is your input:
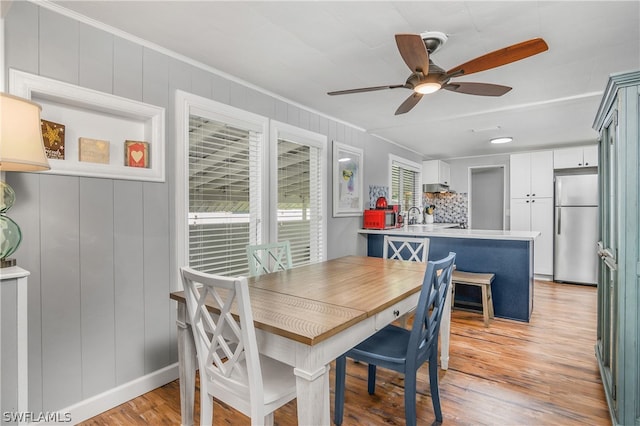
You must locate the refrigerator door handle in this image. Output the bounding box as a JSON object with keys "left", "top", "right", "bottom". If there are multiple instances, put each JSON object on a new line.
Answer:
{"left": 557, "top": 207, "right": 561, "bottom": 235}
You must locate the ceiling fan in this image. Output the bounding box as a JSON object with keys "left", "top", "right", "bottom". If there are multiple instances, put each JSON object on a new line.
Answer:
{"left": 327, "top": 32, "right": 548, "bottom": 115}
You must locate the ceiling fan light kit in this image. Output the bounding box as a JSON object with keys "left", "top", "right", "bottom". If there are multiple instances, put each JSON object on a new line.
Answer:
{"left": 413, "top": 81, "right": 442, "bottom": 95}
{"left": 328, "top": 33, "right": 548, "bottom": 115}
{"left": 414, "top": 82, "right": 441, "bottom": 94}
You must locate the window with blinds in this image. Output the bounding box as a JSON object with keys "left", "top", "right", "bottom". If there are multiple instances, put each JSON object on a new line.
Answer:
{"left": 390, "top": 155, "right": 422, "bottom": 211}
{"left": 175, "top": 92, "right": 326, "bottom": 280}
{"left": 188, "top": 114, "right": 263, "bottom": 276}
{"left": 276, "top": 137, "right": 324, "bottom": 266}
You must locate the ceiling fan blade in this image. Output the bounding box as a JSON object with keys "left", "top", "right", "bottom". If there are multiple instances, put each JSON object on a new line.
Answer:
{"left": 395, "top": 34, "right": 430, "bottom": 74}
{"left": 446, "top": 38, "right": 548, "bottom": 77}
{"left": 327, "top": 84, "right": 406, "bottom": 96}
{"left": 395, "top": 92, "right": 423, "bottom": 115}
{"left": 443, "top": 82, "right": 512, "bottom": 96}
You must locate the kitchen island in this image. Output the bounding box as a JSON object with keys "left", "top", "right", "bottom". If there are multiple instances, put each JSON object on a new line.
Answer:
{"left": 360, "top": 225, "right": 539, "bottom": 322}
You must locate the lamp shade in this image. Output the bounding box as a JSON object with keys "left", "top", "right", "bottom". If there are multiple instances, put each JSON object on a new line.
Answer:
{"left": 0, "top": 93, "right": 50, "bottom": 172}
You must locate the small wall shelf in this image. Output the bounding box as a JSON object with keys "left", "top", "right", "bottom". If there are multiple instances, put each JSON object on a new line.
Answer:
{"left": 9, "top": 69, "right": 165, "bottom": 182}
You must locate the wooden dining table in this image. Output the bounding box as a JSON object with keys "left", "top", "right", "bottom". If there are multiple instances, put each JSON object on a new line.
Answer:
{"left": 170, "top": 255, "right": 453, "bottom": 426}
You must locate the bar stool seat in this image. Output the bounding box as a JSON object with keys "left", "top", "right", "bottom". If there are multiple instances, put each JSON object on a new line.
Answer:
{"left": 451, "top": 270, "right": 495, "bottom": 327}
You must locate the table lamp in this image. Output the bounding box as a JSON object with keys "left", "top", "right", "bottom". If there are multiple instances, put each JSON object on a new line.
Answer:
{"left": 0, "top": 92, "right": 50, "bottom": 268}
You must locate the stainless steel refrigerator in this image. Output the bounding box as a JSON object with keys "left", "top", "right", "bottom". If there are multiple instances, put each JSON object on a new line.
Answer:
{"left": 553, "top": 173, "right": 599, "bottom": 284}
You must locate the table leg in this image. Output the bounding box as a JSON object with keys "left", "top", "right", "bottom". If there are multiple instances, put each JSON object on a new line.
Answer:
{"left": 293, "top": 365, "right": 330, "bottom": 425}
{"left": 440, "top": 284, "right": 453, "bottom": 370}
{"left": 177, "top": 302, "right": 196, "bottom": 426}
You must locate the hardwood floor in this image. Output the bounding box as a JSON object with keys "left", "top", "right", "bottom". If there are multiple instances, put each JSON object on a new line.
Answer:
{"left": 80, "top": 280, "right": 610, "bottom": 425}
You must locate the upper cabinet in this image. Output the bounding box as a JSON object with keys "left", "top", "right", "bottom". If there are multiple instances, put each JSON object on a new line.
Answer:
{"left": 509, "top": 151, "right": 553, "bottom": 199}
{"left": 553, "top": 145, "right": 599, "bottom": 169}
{"left": 422, "top": 160, "right": 450, "bottom": 186}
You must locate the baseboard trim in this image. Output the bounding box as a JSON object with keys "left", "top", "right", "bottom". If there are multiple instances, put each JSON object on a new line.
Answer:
{"left": 534, "top": 274, "right": 553, "bottom": 281}
{"left": 60, "top": 363, "right": 179, "bottom": 425}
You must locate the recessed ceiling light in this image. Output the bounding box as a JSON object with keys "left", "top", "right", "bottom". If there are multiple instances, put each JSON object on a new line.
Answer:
{"left": 490, "top": 137, "right": 513, "bottom": 144}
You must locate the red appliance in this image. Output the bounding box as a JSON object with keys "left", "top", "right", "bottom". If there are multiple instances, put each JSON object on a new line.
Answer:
{"left": 375, "top": 196, "right": 388, "bottom": 209}
{"left": 363, "top": 209, "right": 397, "bottom": 229}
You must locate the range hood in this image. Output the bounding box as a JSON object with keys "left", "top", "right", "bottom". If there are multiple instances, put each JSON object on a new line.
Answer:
{"left": 423, "top": 183, "right": 455, "bottom": 193}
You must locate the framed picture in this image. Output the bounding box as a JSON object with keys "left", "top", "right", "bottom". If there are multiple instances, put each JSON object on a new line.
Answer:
{"left": 41, "top": 119, "right": 65, "bottom": 159}
{"left": 124, "top": 140, "right": 150, "bottom": 168}
{"left": 333, "top": 141, "right": 364, "bottom": 217}
{"left": 78, "top": 137, "right": 110, "bottom": 164}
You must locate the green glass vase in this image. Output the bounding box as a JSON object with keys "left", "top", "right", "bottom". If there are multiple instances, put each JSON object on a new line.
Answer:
{"left": 0, "top": 180, "right": 16, "bottom": 214}
{"left": 0, "top": 214, "right": 22, "bottom": 260}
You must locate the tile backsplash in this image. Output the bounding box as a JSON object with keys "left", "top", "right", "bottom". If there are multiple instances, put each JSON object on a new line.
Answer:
{"left": 368, "top": 186, "right": 468, "bottom": 225}
{"left": 424, "top": 193, "right": 468, "bottom": 224}
{"left": 368, "top": 185, "right": 389, "bottom": 209}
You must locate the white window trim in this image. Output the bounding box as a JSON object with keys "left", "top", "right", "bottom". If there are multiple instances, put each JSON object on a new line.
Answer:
{"left": 388, "top": 153, "right": 422, "bottom": 206}
{"left": 270, "top": 120, "right": 328, "bottom": 262}
{"left": 174, "top": 90, "right": 269, "bottom": 290}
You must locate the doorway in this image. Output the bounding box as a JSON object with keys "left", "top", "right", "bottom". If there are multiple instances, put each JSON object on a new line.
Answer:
{"left": 469, "top": 166, "right": 505, "bottom": 230}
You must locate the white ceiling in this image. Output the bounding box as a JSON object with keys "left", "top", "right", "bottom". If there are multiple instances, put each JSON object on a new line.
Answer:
{"left": 52, "top": 1, "right": 640, "bottom": 159}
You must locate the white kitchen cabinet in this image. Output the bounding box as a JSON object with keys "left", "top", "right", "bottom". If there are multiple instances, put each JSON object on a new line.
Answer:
{"left": 582, "top": 145, "right": 599, "bottom": 167}
{"left": 509, "top": 196, "right": 554, "bottom": 276}
{"left": 422, "top": 160, "right": 450, "bottom": 186}
{"left": 553, "top": 145, "right": 599, "bottom": 169}
{"left": 510, "top": 151, "right": 553, "bottom": 198}
{"left": 531, "top": 198, "right": 554, "bottom": 276}
{"left": 509, "top": 150, "right": 553, "bottom": 276}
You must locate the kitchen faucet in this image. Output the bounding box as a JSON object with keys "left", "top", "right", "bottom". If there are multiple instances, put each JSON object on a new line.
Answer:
{"left": 407, "top": 206, "right": 422, "bottom": 225}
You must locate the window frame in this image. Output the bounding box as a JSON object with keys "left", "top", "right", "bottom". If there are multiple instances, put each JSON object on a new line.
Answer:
{"left": 174, "top": 90, "right": 268, "bottom": 288}
{"left": 388, "top": 154, "right": 423, "bottom": 212}
{"left": 175, "top": 91, "right": 328, "bottom": 286}
{"left": 270, "top": 120, "right": 328, "bottom": 265}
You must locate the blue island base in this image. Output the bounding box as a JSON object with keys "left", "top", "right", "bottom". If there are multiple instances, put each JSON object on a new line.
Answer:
{"left": 367, "top": 234, "right": 534, "bottom": 322}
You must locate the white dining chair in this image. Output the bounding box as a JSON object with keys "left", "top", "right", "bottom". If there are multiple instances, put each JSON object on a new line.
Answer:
{"left": 180, "top": 266, "right": 297, "bottom": 426}
{"left": 382, "top": 235, "right": 430, "bottom": 327}
{"left": 246, "top": 241, "right": 293, "bottom": 276}
{"left": 382, "top": 235, "right": 430, "bottom": 262}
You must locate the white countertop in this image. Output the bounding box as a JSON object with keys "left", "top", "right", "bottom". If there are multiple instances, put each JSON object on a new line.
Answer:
{"left": 358, "top": 224, "right": 539, "bottom": 241}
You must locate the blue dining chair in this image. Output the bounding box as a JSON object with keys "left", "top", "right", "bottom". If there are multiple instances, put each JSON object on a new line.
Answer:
{"left": 334, "top": 252, "right": 456, "bottom": 426}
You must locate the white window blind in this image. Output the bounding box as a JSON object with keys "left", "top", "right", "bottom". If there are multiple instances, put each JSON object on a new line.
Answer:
{"left": 188, "top": 114, "right": 263, "bottom": 276}
{"left": 276, "top": 137, "right": 324, "bottom": 266}
{"left": 390, "top": 156, "right": 422, "bottom": 211}
{"left": 175, "top": 92, "right": 325, "bottom": 283}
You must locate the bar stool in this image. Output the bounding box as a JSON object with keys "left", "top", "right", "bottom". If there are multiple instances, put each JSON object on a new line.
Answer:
{"left": 451, "top": 270, "right": 495, "bottom": 327}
